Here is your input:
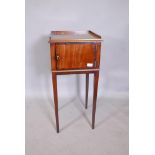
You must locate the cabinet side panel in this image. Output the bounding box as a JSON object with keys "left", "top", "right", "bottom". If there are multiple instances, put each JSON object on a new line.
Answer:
{"left": 96, "top": 43, "right": 101, "bottom": 68}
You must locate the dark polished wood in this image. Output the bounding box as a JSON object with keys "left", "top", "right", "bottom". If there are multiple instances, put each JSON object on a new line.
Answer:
{"left": 56, "top": 43, "right": 96, "bottom": 70}
{"left": 52, "top": 73, "right": 59, "bottom": 133}
{"left": 51, "top": 42, "right": 101, "bottom": 71}
{"left": 49, "top": 30, "right": 102, "bottom": 133}
{"left": 52, "top": 69, "right": 99, "bottom": 75}
{"left": 85, "top": 73, "right": 89, "bottom": 109}
{"left": 92, "top": 71, "right": 99, "bottom": 129}
{"left": 49, "top": 30, "right": 102, "bottom": 43}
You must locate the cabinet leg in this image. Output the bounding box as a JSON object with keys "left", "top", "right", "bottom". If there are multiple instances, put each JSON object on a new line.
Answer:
{"left": 92, "top": 71, "right": 99, "bottom": 129}
{"left": 52, "top": 72, "right": 59, "bottom": 133}
{"left": 85, "top": 73, "right": 89, "bottom": 109}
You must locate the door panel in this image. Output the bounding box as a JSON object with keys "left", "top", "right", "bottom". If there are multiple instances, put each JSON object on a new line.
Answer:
{"left": 55, "top": 43, "right": 96, "bottom": 70}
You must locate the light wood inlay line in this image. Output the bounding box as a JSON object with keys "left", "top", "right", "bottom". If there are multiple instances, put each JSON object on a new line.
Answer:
{"left": 52, "top": 69, "right": 100, "bottom": 73}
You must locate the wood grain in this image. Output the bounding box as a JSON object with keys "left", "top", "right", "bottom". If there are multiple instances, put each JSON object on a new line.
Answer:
{"left": 49, "top": 31, "right": 102, "bottom": 43}
{"left": 55, "top": 43, "right": 96, "bottom": 70}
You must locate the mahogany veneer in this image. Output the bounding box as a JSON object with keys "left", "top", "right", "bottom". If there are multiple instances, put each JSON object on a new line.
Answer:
{"left": 49, "top": 30, "right": 102, "bottom": 133}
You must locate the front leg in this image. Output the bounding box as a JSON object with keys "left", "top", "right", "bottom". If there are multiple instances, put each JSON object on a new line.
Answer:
{"left": 52, "top": 72, "right": 59, "bottom": 133}
{"left": 92, "top": 71, "right": 99, "bottom": 129}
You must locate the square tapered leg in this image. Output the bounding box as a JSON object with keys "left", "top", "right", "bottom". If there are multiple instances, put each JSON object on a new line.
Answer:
{"left": 52, "top": 72, "right": 59, "bottom": 133}
{"left": 92, "top": 71, "right": 99, "bottom": 129}
{"left": 85, "top": 73, "right": 89, "bottom": 109}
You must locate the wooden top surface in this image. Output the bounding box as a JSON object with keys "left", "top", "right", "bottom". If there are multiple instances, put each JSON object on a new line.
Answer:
{"left": 49, "top": 31, "right": 102, "bottom": 43}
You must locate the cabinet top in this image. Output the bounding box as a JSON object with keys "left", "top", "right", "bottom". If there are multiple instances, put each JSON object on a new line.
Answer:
{"left": 49, "top": 30, "right": 102, "bottom": 43}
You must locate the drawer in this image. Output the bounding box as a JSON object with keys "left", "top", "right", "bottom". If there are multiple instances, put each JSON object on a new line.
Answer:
{"left": 54, "top": 43, "right": 99, "bottom": 70}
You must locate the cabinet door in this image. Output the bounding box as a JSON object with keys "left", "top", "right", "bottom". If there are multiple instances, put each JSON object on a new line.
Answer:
{"left": 55, "top": 43, "right": 99, "bottom": 70}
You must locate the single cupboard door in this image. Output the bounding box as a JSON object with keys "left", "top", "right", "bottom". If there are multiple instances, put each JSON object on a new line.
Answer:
{"left": 55, "top": 43, "right": 98, "bottom": 70}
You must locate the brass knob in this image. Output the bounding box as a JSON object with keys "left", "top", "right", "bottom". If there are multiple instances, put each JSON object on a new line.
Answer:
{"left": 56, "top": 55, "right": 60, "bottom": 61}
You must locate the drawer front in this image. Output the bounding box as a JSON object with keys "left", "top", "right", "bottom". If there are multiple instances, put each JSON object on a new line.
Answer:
{"left": 55, "top": 43, "right": 99, "bottom": 70}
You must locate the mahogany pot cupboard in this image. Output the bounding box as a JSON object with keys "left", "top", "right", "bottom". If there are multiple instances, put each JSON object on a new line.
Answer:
{"left": 48, "top": 31, "right": 102, "bottom": 133}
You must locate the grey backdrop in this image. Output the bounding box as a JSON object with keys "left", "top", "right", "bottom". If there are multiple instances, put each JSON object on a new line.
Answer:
{"left": 25, "top": 0, "right": 129, "bottom": 98}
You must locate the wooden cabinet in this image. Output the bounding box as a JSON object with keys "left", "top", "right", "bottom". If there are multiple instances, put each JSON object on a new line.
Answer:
{"left": 49, "top": 31, "right": 102, "bottom": 133}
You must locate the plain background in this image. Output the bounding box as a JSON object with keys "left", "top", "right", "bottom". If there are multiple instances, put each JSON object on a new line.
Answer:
{"left": 25, "top": 0, "right": 129, "bottom": 98}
